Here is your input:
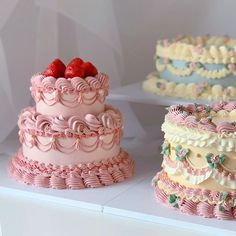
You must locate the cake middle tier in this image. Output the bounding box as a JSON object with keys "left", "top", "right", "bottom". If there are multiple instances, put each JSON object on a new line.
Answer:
{"left": 31, "top": 73, "right": 109, "bottom": 117}
{"left": 18, "top": 105, "right": 122, "bottom": 165}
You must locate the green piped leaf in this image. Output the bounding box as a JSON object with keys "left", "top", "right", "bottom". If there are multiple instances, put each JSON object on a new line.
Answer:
{"left": 205, "top": 106, "right": 212, "bottom": 113}
{"left": 220, "top": 192, "right": 228, "bottom": 201}
{"left": 219, "top": 205, "right": 226, "bottom": 213}
{"left": 168, "top": 194, "right": 179, "bottom": 208}
{"left": 168, "top": 194, "right": 177, "bottom": 204}
{"left": 206, "top": 153, "right": 213, "bottom": 163}
{"left": 219, "top": 154, "right": 226, "bottom": 164}
{"left": 196, "top": 62, "right": 203, "bottom": 69}
{"left": 209, "top": 163, "right": 217, "bottom": 169}
{"left": 175, "top": 145, "right": 181, "bottom": 153}
{"left": 161, "top": 142, "right": 170, "bottom": 157}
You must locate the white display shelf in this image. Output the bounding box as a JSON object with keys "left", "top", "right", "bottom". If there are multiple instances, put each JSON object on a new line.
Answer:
{"left": 0, "top": 138, "right": 160, "bottom": 212}
{"left": 1, "top": 137, "right": 236, "bottom": 235}
{"left": 108, "top": 82, "right": 208, "bottom": 106}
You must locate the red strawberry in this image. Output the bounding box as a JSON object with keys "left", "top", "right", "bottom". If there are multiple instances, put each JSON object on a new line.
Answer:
{"left": 67, "top": 58, "right": 84, "bottom": 67}
{"left": 65, "top": 65, "right": 85, "bottom": 78}
{"left": 42, "top": 59, "right": 66, "bottom": 78}
{"left": 81, "top": 62, "right": 98, "bottom": 77}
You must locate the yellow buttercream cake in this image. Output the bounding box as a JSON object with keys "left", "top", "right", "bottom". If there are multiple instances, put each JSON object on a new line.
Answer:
{"left": 153, "top": 102, "right": 236, "bottom": 219}
{"left": 143, "top": 35, "right": 236, "bottom": 101}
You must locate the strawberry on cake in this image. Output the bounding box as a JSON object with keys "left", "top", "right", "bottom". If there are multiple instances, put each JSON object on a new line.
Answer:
{"left": 9, "top": 58, "right": 134, "bottom": 189}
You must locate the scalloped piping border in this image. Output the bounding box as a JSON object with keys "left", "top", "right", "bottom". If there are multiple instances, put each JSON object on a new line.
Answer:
{"left": 31, "top": 73, "right": 109, "bottom": 106}
{"left": 153, "top": 171, "right": 236, "bottom": 220}
{"left": 9, "top": 148, "right": 134, "bottom": 189}
{"left": 155, "top": 36, "right": 236, "bottom": 64}
{"left": 154, "top": 184, "right": 236, "bottom": 220}
{"left": 143, "top": 73, "right": 236, "bottom": 101}
{"left": 156, "top": 60, "right": 236, "bottom": 79}
{"left": 19, "top": 105, "right": 123, "bottom": 137}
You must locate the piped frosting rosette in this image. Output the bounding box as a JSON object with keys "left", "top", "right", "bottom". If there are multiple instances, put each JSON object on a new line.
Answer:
{"left": 143, "top": 35, "right": 236, "bottom": 101}
{"left": 18, "top": 105, "right": 122, "bottom": 137}
{"left": 31, "top": 73, "right": 109, "bottom": 106}
{"left": 154, "top": 101, "right": 236, "bottom": 220}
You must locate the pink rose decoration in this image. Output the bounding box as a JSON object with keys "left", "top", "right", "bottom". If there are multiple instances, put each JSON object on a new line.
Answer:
{"left": 211, "top": 155, "right": 220, "bottom": 164}
{"left": 189, "top": 62, "right": 196, "bottom": 69}
{"left": 227, "top": 64, "right": 236, "bottom": 72}
{"left": 192, "top": 45, "right": 203, "bottom": 54}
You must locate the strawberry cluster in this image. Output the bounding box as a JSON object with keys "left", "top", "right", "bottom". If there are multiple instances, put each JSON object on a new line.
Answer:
{"left": 42, "top": 58, "right": 98, "bottom": 79}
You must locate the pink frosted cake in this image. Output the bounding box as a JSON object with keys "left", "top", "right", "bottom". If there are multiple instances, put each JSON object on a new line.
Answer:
{"left": 153, "top": 102, "right": 236, "bottom": 220}
{"left": 9, "top": 58, "right": 134, "bottom": 189}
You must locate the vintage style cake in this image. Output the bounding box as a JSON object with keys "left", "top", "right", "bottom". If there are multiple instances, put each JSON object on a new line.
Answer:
{"left": 9, "top": 58, "right": 134, "bottom": 189}
{"left": 153, "top": 102, "right": 236, "bottom": 220}
{"left": 143, "top": 35, "right": 236, "bottom": 101}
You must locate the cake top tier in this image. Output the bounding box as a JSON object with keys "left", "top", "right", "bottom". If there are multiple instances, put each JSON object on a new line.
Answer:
{"left": 31, "top": 57, "right": 109, "bottom": 93}
{"left": 165, "top": 102, "right": 236, "bottom": 134}
{"left": 30, "top": 58, "right": 109, "bottom": 111}
{"left": 156, "top": 35, "right": 236, "bottom": 64}
{"left": 31, "top": 73, "right": 109, "bottom": 94}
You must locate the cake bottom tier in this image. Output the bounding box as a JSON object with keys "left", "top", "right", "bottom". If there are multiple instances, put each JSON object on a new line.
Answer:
{"left": 9, "top": 148, "right": 134, "bottom": 189}
{"left": 143, "top": 72, "right": 236, "bottom": 101}
{"left": 153, "top": 171, "right": 236, "bottom": 220}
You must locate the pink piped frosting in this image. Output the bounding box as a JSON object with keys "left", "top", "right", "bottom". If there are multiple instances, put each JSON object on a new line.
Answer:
{"left": 55, "top": 78, "right": 74, "bottom": 92}
{"left": 224, "top": 102, "right": 236, "bottom": 112}
{"left": 197, "top": 202, "right": 215, "bottom": 218}
{"left": 166, "top": 102, "right": 236, "bottom": 134}
{"left": 153, "top": 171, "right": 236, "bottom": 220}
{"left": 30, "top": 73, "right": 109, "bottom": 107}
{"left": 9, "top": 148, "right": 134, "bottom": 189}
{"left": 198, "top": 117, "right": 216, "bottom": 132}
{"left": 216, "top": 121, "right": 236, "bottom": 133}
{"left": 18, "top": 105, "right": 122, "bottom": 137}
{"left": 184, "top": 115, "right": 198, "bottom": 128}
{"left": 214, "top": 206, "right": 234, "bottom": 220}
{"left": 31, "top": 73, "right": 109, "bottom": 93}
{"left": 179, "top": 199, "right": 197, "bottom": 215}
{"left": 70, "top": 77, "right": 90, "bottom": 91}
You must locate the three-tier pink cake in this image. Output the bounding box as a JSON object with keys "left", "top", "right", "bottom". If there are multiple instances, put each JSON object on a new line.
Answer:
{"left": 9, "top": 58, "right": 134, "bottom": 189}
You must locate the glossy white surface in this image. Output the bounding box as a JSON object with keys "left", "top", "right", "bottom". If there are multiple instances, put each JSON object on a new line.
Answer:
{"left": 0, "top": 136, "right": 236, "bottom": 236}
{"left": 0, "top": 192, "right": 211, "bottom": 236}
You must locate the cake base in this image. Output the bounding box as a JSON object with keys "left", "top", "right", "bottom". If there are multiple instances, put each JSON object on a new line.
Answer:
{"left": 9, "top": 149, "right": 134, "bottom": 189}
{"left": 153, "top": 171, "right": 236, "bottom": 220}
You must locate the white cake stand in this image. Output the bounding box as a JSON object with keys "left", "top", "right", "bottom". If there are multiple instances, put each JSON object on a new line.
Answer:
{"left": 108, "top": 82, "right": 209, "bottom": 106}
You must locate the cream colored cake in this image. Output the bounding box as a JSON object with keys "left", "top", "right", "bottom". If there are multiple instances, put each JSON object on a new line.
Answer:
{"left": 143, "top": 35, "right": 236, "bottom": 101}
{"left": 153, "top": 102, "right": 236, "bottom": 219}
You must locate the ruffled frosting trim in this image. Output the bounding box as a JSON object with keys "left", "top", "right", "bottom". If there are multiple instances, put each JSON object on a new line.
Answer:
{"left": 162, "top": 100, "right": 236, "bottom": 134}
{"left": 31, "top": 73, "right": 109, "bottom": 105}
{"left": 162, "top": 120, "right": 236, "bottom": 152}
{"left": 9, "top": 148, "right": 134, "bottom": 189}
{"left": 156, "top": 60, "right": 235, "bottom": 79}
{"left": 31, "top": 73, "right": 109, "bottom": 93}
{"left": 156, "top": 35, "right": 236, "bottom": 64}
{"left": 162, "top": 155, "right": 236, "bottom": 189}
{"left": 18, "top": 105, "right": 122, "bottom": 137}
{"left": 143, "top": 73, "right": 236, "bottom": 101}
{"left": 153, "top": 171, "right": 236, "bottom": 220}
